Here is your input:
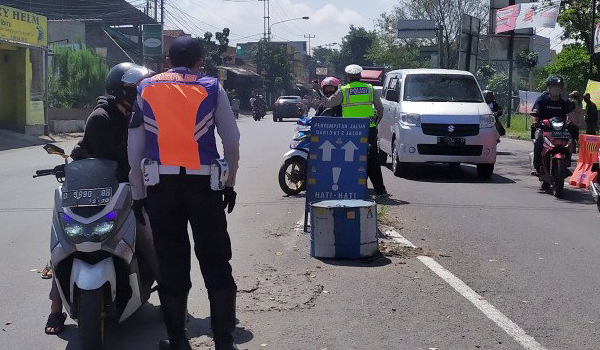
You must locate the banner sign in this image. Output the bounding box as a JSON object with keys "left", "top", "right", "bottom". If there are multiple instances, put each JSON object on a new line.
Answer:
{"left": 398, "top": 19, "right": 438, "bottom": 39}
{"left": 585, "top": 80, "right": 600, "bottom": 110}
{"left": 518, "top": 90, "right": 543, "bottom": 113}
{"left": 595, "top": 23, "right": 600, "bottom": 54}
{"left": 305, "top": 117, "right": 370, "bottom": 227}
{"left": 495, "top": 0, "right": 560, "bottom": 34}
{"left": 0, "top": 4, "right": 47, "bottom": 47}
{"left": 142, "top": 24, "right": 163, "bottom": 56}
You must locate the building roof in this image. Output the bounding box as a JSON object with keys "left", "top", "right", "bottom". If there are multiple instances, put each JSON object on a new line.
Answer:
{"left": 164, "top": 29, "right": 188, "bottom": 38}
{"left": 3, "top": 0, "right": 155, "bottom": 26}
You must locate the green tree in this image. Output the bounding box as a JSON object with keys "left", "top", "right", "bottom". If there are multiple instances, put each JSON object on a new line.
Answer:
{"left": 253, "top": 40, "right": 294, "bottom": 92}
{"left": 48, "top": 45, "right": 108, "bottom": 109}
{"left": 558, "top": 0, "right": 599, "bottom": 50}
{"left": 515, "top": 49, "right": 539, "bottom": 74}
{"left": 200, "top": 28, "right": 232, "bottom": 76}
{"left": 338, "top": 26, "right": 377, "bottom": 72}
{"left": 486, "top": 72, "right": 509, "bottom": 109}
{"left": 544, "top": 43, "right": 590, "bottom": 93}
{"left": 313, "top": 46, "right": 340, "bottom": 68}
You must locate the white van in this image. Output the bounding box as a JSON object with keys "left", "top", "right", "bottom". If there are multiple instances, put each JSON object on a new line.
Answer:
{"left": 377, "top": 69, "right": 498, "bottom": 178}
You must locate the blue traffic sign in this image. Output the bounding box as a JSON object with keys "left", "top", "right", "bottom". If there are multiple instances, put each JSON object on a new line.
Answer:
{"left": 306, "top": 117, "right": 370, "bottom": 211}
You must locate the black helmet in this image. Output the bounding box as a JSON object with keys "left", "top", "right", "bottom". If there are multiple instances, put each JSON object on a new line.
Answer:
{"left": 546, "top": 75, "right": 564, "bottom": 88}
{"left": 105, "top": 62, "right": 154, "bottom": 106}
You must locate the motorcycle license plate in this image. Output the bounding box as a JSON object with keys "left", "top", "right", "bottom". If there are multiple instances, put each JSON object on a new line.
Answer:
{"left": 550, "top": 131, "right": 571, "bottom": 138}
{"left": 62, "top": 187, "right": 113, "bottom": 207}
{"left": 437, "top": 137, "right": 466, "bottom": 146}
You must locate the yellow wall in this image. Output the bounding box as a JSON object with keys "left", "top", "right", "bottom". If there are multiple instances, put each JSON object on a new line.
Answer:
{"left": 0, "top": 43, "right": 45, "bottom": 133}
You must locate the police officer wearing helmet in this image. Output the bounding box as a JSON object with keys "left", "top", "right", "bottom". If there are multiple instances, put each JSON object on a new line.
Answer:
{"left": 531, "top": 75, "right": 574, "bottom": 183}
{"left": 127, "top": 36, "right": 240, "bottom": 350}
{"left": 319, "top": 64, "right": 388, "bottom": 196}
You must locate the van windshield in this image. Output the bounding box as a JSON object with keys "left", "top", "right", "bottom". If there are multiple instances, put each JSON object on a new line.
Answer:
{"left": 403, "top": 74, "right": 484, "bottom": 103}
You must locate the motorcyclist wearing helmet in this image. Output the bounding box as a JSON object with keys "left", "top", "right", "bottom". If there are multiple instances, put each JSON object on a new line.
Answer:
{"left": 483, "top": 90, "right": 505, "bottom": 138}
{"left": 45, "top": 63, "right": 156, "bottom": 336}
{"left": 315, "top": 76, "right": 342, "bottom": 116}
{"left": 71, "top": 62, "right": 153, "bottom": 182}
{"left": 531, "top": 75, "right": 574, "bottom": 178}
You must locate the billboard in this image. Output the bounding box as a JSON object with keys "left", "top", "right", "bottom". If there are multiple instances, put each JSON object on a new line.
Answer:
{"left": 518, "top": 90, "right": 543, "bottom": 113}
{"left": 495, "top": 0, "right": 560, "bottom": 34}
{"left": 142, "top": 24, "right": 163, "bottom": 56}
{"left": 458, "top": 14, "right": 481, "bottom": 73}
{"left": 0, "top": 4, "right": 47, "bottom": 47}
{"left": 398, "top": 20, "right": 438, "bottom": 39}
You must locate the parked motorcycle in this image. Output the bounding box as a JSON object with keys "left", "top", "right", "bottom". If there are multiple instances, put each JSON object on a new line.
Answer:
{"left": 34, "top": 144, "right": 154, "bottom": 350}
{"left": 278, "top": 117, "right": 311, "bottom": 195}
{"left": 536, "top": 117, "right": 573, "bottom": 198}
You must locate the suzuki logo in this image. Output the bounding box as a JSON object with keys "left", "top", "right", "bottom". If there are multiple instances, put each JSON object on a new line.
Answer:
{"left": 447, "top": 125, "right": 456, "bottom": 133}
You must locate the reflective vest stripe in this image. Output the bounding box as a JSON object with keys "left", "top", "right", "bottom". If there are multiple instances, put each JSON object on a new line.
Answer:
{"left": 341, "top": 82, "right": 375, "bottom": 126}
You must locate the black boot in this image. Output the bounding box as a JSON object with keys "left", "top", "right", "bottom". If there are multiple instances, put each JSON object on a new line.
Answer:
{"left": 158, "top": 293, "right": 192, "bottom": 350}
{"left": 209, "top": 288, "right": 238, "bottom": 350}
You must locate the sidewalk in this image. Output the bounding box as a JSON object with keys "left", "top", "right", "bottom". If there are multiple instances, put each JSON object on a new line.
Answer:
{"left": 0, "top": 128, "right": 80, "bottom": 152}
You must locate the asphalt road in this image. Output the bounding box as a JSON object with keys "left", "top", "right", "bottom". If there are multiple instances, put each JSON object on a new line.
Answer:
{"left": 0, "top": 115, "right": 598, "bottom": 350}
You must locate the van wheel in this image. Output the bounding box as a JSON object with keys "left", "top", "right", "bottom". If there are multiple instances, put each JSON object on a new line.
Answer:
{"left": 391, "top": 140, "right": 409, "bottom": 177}
{"left": 477, "top": 164, "right": 494, "bottom": 179}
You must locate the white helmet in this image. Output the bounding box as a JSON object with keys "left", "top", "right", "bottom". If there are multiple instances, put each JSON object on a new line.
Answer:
{"left": 345, "top": 64, "right": 363, "bottom": 75}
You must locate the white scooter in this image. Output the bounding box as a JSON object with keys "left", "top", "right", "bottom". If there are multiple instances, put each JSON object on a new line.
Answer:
{"left": 35, "top": 144, "right": 155, "bottom": 350}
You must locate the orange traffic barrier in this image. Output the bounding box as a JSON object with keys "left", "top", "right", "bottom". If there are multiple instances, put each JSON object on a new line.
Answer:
{"left": 569, "top": 134, "right": 600, "bottom": 189}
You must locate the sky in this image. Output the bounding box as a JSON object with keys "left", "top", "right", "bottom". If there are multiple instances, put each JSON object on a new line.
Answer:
{"left": 152, "top": 0, "right": 390, "bottom": 49}
{"left": 135, "top": 0, "right": 565, "bottom": 53}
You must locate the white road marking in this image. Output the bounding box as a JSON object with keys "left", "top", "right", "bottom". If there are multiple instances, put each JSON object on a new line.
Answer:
{"left": 386, "top": 228, "right": 547, "bottom": 350}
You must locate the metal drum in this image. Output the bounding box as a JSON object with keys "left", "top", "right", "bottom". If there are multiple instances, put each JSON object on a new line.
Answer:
{"left": 310, "top": 200, "right": 378, "bottom": 259}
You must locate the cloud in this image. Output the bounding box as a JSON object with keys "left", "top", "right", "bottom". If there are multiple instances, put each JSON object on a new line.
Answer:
{"left": 168, "top": 0, "right": 375, "bottom": 48}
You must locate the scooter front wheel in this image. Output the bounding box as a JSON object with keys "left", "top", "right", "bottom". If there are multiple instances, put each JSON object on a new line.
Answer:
{"left": 279, "top": 157, "right": 306, "bottom": 196}
{"left": 78, "top": 288, "right": 106, "bottom": 350}
{"left": 552, "top": 159, "right": 565, "bottom": 198}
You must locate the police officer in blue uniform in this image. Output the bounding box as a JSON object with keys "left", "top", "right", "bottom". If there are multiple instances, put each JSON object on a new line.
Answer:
{"left": 128, "top": 37, "right": 240, "bottom": 350}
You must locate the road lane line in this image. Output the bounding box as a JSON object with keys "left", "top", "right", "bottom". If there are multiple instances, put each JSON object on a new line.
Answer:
{"left": 386, "top": 229, "right": 547, "bottom": 350}
{"left": 417, "top": 256, "right": 547, "bottom": 350}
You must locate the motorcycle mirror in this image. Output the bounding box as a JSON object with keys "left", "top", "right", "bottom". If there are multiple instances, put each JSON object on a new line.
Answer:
{"left": 43, "top": 144, "right": 68, "bottom": 158}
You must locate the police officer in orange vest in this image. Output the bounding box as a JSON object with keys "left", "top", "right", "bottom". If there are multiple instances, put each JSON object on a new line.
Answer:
{"left": 128, "top": 36, "right": 240, "bottom": 350}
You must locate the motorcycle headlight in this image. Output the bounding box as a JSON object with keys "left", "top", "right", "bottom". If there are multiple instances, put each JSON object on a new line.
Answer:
{"left": 60, "top": 211, "right": 117, "bottom": 242}
{"left": 551, "top": 120, "right": 564, "bottom": 131}
{"left": 399, "top": 113, "right": 421, "bottom": 127}
{"left": 479, "top": 114, "right": 495, "bottom": 129}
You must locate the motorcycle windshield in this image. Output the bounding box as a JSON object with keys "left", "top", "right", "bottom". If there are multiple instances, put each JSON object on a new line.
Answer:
{"left": 63, "top": 159, "right": 119, "bottom": 193}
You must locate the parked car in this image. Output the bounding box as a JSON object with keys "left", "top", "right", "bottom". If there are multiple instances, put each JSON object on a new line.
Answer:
{"left": 377, "top": 69, "right": 498, "bottom": 179}
{"left": 273, "top": 96, "right": 306, "bottom": 122}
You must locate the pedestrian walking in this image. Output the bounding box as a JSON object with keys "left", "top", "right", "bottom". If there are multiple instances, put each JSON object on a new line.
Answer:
{"left": 319, "top": 64, "right": 388, "bottom": 196}
{"left": 231, "top": 96, "right": 240, "bottom": 119}
{"left": 128, "top": 36, "right": 240, "bottom": 350}
{"left": 584, "top": 93, "right": 598, "bottom": 135}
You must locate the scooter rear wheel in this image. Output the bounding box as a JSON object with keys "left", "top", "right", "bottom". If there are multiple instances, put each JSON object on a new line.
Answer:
{"left": 78, "top": 288, "right": 106, "bottom": 350}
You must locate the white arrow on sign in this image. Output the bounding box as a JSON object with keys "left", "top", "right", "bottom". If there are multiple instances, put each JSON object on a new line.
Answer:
{"left": 342, "top": 141, "right": 359, "bottom": 162}
{"left": 319, "top": 141, "right": 335, "bottom": 161}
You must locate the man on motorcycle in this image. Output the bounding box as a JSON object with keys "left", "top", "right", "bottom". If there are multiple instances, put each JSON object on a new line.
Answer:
{"left": 531, "top": 75, "right": 574, "bottom": 183}
{"left": 44, "top": 62, "right": 158, "bottom": 335}
{"left": 483, "top": 90, "right": 505, "bottom": 137}
{"left": 315, "top": 76, "right": 342, "bottom": 116}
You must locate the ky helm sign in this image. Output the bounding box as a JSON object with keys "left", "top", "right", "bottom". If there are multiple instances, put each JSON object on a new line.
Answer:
{"left": 306, "top": 117, "right": 370, "bottom": 207}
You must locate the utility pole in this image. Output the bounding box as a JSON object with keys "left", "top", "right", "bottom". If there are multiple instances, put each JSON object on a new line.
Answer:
{"left": 507, "top": 0, "right": 515, "bottom": 128}
{"left": 145, "top": 0, "right": 149, "bottom": 15}
{"left": 161, "top": 0, "right": 164, "bottom": 25}
{"left": 304, "top": 34, "right": 315, "bottom": 56}
{"left": 590, "top": 0, "right": 597, "bottom": 76}
{"left": 154, "top": 0, "right": 158, "bottom": 21}
{"left": 258, "top": 0, "right": 270, "bottom": 41}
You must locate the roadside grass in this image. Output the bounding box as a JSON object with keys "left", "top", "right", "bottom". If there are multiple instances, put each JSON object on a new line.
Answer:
{"left": 501, "top": 113, "right": 532, "bottom": 140}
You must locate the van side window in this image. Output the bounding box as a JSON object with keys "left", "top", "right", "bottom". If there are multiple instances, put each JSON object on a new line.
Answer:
{"left": 385, "top": 77, "right": 400, "bottom": 102}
